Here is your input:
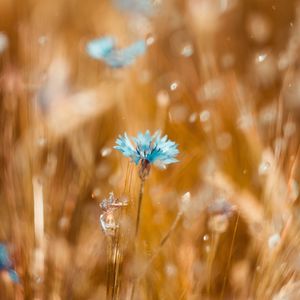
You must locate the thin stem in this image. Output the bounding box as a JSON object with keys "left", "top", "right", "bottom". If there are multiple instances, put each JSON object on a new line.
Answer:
{"left": 207, "top": 232, "right": 220, "bottom": 296}
{"left": 106, "top": 228, "right": 121, "bottom": 300}
{"left": 134, "top": 179, "right": 145, "bottom": 238}
{"left": 220, "top": 213, "right": 240, "bottom": 300}
{"left": 130, "top": 179, "right": 145, "bottom": 300}
{"left": 106, "top": 236, "right": 113, "bottom": 300}
{"left": 136, "top": 210, "right": 183, "bottom": 281}
{"left": 130, "top": 210, "right": 182, "bottom": 298}
{"left": 112, "top": 233, "right": 120, "bottom": 300}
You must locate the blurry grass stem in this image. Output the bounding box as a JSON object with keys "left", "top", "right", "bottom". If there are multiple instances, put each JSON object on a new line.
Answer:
{"left": 220, "top": 213, "right": 240, "bottom": 300}
{"left": 107, "top": 229, "right": 121, "bottom": 300}
{"left": 131, "top": 193, "right": 188, "bottom": 299}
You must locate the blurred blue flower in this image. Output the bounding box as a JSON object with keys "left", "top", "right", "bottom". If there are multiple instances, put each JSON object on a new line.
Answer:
{"left": 0, "top": 244, "right": 19, "bottom": 283}
{"left": 112, "top": 0, "right": 155, "bottom": 16}
{"left": 114, "top": 130, "right": 179, "bottom": 168}
{"left": 86, "top": 36, "right": 146, "bottom": 68}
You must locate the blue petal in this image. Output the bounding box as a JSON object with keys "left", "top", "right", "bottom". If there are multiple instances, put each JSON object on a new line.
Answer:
{"left": 114, "top": 133, "right": 140, "bottom": 164}
{"left": 104, "top": 40, "right": 146, "bottom": 68}
{"left": 133, "top": 130, "right": 152, "bottom": 152}
{"left": 86, "top": 37, "right": 115, "bottom": 60}
{"left": 0, "top": 244, "right": 11, "bottom": 269}
{"left": 114, "top": 130, "right": 179, "bottom": 167}
{"left": 8, "top": 269, "right": 19, "bottom": 283}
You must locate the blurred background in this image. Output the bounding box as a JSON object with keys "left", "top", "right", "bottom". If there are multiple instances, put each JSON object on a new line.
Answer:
{"left": 0, "top": 0, "right": 300, "bottom": 299}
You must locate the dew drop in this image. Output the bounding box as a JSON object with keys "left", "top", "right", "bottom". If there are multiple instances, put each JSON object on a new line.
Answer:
{"left": 165, "top": 264, "right": 177, "bottom": 277}
{"left": 199, "top": 110, "right": 210, "bottom": 122}
{"left": 170, "top": 81, "right": 179, "bottom": 91}
{"left": 92, "top": 188, "right": 101, "bottom": 199}
{"left": 101, "top": 147, "right": 112, "bottom": 157}
{"left": 258, "top": 161, "right": 271, "bottom": 175}
{"left": 268, "top": 233, "right": 280, "bottom": 249}
{"left": 203, "top": 234, "right": 209, "bottom": 241}
{"left": 208, "top": 214, "right": 229, "bottom": 233}
{"left": 181, "top": 44, "right": 194, "bottom": 57}
{"left": 189, "top": 112, "right": 198, "bottom": 123}
{"left": 256, "top": 53, "right": 267, "bottom": 63}
{"left": 156, "top": 90, "right": 170, "bottom": 107}
{"left": 146, "top": 34, "right": 155, "bottom": 46}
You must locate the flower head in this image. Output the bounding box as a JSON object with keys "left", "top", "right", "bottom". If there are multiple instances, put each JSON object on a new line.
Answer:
{"left": 86, "top": 36, "right": 146, "bottom": 68}
{"left": 0, "top": 243, "right": 19, "bottom": 283}
{"left": 114, "top": 130, "right": 179, "bottom": 170}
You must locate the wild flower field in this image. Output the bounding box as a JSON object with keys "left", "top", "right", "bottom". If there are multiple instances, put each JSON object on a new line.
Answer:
{"left": 0, "top": 0, "right": 300, "bottom": 299}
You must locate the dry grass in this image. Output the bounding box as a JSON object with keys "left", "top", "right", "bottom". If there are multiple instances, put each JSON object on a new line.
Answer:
{"left": 0, "top": 0, "right": 300, "bottom": 299}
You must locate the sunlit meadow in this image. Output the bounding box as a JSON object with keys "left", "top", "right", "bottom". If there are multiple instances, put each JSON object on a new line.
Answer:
{"left": 0, "top": 0, "right": 300, "bottom": 299}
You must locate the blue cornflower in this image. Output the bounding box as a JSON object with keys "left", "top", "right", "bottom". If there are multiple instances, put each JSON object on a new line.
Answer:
{"left": 0, "top": 243, "right": 19, "bottom": 283}
{"left": 114, "top": 131, "right": 179, "bottom": 175}
{"left": 86, "top": 36, "right": 146, "bottom": 68}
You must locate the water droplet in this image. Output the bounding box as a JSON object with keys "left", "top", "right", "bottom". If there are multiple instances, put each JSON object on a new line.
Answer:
{"left": 170, "top": 81, "right": 179, "bottom": 91}
{"left": 101, "top": 147, "right": 112, "bottom": 157}
{"left": 268, "top": 233, "right": 280, "bottom": 249}
{"left": 181, "top": 44, "right": 194, "bottom": 57}
{"left": 189, "top": 112, "right": 197, "bottom": 123}
{"left": 92, "top": 188, "right": 101, "bottom": 199}
{"left": 203, "top": 234, "right": 209, "bottom": 241}
{"left": 258, "top": 161, "right": 271, "bottom": 175}
{"left": 246, "top": 13, "right": 272, "bottom": 44}
{"left": 146, "top": 34, "right": 155, "bottom": 46}
{"left": 205, "top": 245, "right": 211, "bottom": 253}
{"left": 199, "top": 110, "right": 210, "bottom": 122}
{"left": 208, "top": 214, "right": 229, "bottom": 233}
{"left": 257, "top": 53, "right": 267, "bottom": 63}
{"left": 253, "top": 51, "right": 277, "bottom": 87}
{"left": 156, "top": 90, "right": 170, "bottom": 107}
{"left": 237, "top": 114, "right": 253, "bottom": 130}
{"left": 165, "top": 263, "right": 177, "bottom": 277}
{"left": 34, "top": 274, "right": 43, "bottom": 284}
{"left": 58, "top": 217, "right": 69, "bottom": 230}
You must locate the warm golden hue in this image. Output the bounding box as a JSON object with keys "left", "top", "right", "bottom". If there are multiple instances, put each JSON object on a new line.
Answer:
{"left": 0, "top": 0, "right": 299, "bottom": 299}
